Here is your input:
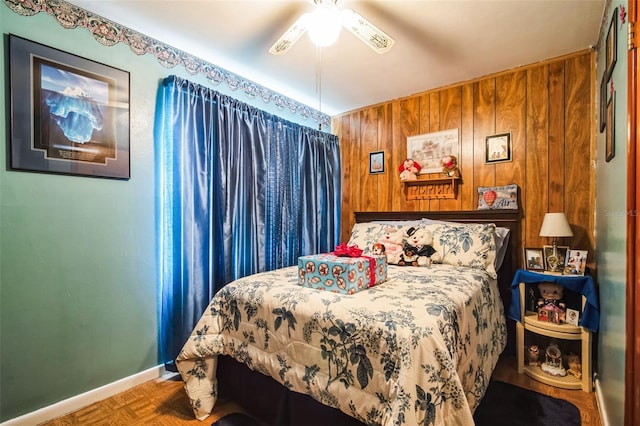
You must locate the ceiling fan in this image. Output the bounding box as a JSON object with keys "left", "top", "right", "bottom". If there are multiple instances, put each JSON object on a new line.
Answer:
{"left": 269, "top": 0, "right": 395, "bottom": 55}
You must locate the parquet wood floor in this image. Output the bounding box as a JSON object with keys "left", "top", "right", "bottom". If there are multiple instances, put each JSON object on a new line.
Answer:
{"left": 41, "top": 355, "right": 601, "bottom": 425}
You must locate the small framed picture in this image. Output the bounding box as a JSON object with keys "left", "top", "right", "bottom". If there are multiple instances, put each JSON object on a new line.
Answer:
{"left": 566, "top": 308, "right": 580, "bottom": 326}
{"left": 369, "top": 150, "right": 385, "bottom": 174}
{"left": 524, "top": 247, "right": 545, "bottom": 271}
{"left": 543, "top": 245, "right": 569, "bottom": 273}
{"left": 606, "top": 91, "right": 615, "bottom": 162}
{"left": 599, "top": 75, "right": 607, "bottom": 133}
{"left": 605, "top": 7, "right": 617, "bottom": 80}
{"left": 564, "top": 249, "right": 588, "bottom": 276}
{"left": 485, "top": 133, "right": 512, "bottom": 164}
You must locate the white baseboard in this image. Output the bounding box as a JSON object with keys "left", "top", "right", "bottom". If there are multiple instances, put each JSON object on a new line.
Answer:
{"left": 1, "top": 365, "right": 166, "bottom": 426}
{"left": 594, "top": 376, "right": 610, "bottom": 426}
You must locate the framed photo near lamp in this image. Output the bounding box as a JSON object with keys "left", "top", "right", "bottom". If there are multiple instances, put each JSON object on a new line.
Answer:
{"left": 524, "top": 247, "right": 545, "bottom": 271}
{"left": 543, "top": 245, "right": 570, "bottom": 273}
{"left": 564, "top": 249, "right": 588, "bottom": 276}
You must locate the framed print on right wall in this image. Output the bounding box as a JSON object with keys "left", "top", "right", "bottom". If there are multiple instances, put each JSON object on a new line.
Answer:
{"left": 599, "top": 75, "right": 607, "bottom": 133}
{"left": 605, "top": 7, "right": 617, "bottom": 79}
{"left": 606, "top": 91, "right": 615, "bottom": 162}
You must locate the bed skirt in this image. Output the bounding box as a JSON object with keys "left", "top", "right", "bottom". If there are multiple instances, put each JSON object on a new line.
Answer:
{"left": 217, "top": 355, "right": 367, "bottom": 426}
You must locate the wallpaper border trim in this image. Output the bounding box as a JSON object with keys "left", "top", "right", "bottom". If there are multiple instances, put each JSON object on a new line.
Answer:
{"left": 3, "top": 0, "right": 331, "bottom": 127}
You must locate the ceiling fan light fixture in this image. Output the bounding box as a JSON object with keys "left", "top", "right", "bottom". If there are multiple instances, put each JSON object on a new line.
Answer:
{"left": 307, "top": 4, "right": 342, "bottom": 47}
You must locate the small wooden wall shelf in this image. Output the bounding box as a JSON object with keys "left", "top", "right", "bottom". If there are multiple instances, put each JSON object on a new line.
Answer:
{"left": 403, "top": 176, "right": 460, "bottom": 200}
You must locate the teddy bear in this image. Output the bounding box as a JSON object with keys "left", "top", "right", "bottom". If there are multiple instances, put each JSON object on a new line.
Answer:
{"left": 403, "top": 226, "right": 441, "bottom": 266}
{"left": 398, "top": 158, "right": 421, "bottom": 181}
{"left": 376, "top": 226, "right": 406, "bottom": 264}
{"left": 441, "top": 155, "right": 459, "bottom": 177}
{"left": 536, "top": 282, "right": 566, "bottom": 323}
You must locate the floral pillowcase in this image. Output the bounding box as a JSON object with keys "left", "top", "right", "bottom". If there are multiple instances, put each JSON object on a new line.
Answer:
{"left": 347, "top": 221, "right": 498, "bottom": 278}
{"left": 346, "top": 223, "right": 386, "bottom": 254}
{"left": 424, "top": 222, "right": 498, "bottom": 278}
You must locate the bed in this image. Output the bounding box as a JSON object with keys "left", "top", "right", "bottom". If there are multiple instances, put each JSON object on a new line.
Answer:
{"left": 176, "top": 210, "right": 521, "bottom": 425}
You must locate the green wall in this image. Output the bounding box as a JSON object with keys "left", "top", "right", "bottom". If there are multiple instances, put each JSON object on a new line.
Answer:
{"left": 0, "top": 3, "right": 312, "bottom": 421}
{"left": 594, "top": 2, "right": 627, "bottom": 425}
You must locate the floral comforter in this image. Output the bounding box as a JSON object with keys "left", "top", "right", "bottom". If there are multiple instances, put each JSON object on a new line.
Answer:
{"left": 176, "top": 264, "right": 506, "bottom": 426}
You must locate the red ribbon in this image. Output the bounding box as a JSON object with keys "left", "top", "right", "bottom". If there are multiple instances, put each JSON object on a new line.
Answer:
{"left": 333, "top": 243, "right": 363, "bottom": 257}
{"left": 333, "top": 243, "right": 378, "bottom": 287}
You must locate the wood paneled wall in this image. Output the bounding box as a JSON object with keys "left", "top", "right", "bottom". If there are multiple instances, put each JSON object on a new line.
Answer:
{"left": 333, "top": 51, "right": 596, "bottom": 271}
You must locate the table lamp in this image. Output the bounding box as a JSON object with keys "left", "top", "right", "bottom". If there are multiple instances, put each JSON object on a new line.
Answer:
{"left": 539, "top": 212, "right": 573, "bottom": 273}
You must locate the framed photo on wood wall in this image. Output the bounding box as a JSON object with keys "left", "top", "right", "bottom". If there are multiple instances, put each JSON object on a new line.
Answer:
{"left": 9, "top": 35, "right": 130, "bottom": 179}
{"left": 369, "top": 150, "right": 385, "bottom": 174}
{"left": 485, "top": 133, "right": 512, "bottom": 164}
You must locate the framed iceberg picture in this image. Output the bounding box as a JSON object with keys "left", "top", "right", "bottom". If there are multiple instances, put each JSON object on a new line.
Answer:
{"left": 9, "top": 35, "right": 130, "bottom": 179}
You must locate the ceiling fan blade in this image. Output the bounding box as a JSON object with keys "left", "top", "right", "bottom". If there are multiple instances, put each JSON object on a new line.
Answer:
{"left": 341, "top": 9, "right": 395, "bottom": 54}
{"left": 269, "top": 13, "right": 310, "bottom": 55}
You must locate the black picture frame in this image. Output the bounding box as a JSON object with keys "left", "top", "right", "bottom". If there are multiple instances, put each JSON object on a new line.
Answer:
{"left": 606, "top": 91, "right": 615, "bottom": 162}
{"left": 599, "top": 74, "right": 607, "bottom": 133}
{"left": 485, "top": 132, "right": 512, "bottom": 164}
{"left": 605, "top": 8, "right": 617, "bottom": 80}
{"left": 524, "top": 247, "right": 545, "bottom": 271}
{"left": 9, "top": 34, "right": 130, "bottom": 179}
{"left": 369, "top": 150, "right": 385, "bottom": 174}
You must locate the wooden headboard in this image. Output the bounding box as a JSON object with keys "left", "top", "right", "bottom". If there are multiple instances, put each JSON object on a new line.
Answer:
{"left": 354, "top": 210, "right": 521, "bottom": 355}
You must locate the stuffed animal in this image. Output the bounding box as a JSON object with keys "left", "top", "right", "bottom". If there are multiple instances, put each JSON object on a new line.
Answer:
{"left": 397, "top": 244, "right": 420, "bottom": 266}
{"left": 537, "top": 282, "right": 566, "bottom": 323}
{"left": 441, "top": 155, "right": 459, "bottom": 177}
{"left": 398, "top": 158, "right": 421, "bottom": 181}
{"left": 404, "top": 226, "right": 441, "bottom": 266}
{"left": 377, "top": 226, "right": 406, "bottom": 264}
{"left": 371, "top": 242, "right": 386, "bottom": 256}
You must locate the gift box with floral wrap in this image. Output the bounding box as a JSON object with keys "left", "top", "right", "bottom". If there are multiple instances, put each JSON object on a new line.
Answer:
{"left": 298, "top": 244, "right": 387, "bottom": 294}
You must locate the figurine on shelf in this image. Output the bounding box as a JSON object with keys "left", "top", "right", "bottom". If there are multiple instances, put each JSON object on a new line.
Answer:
{"left": 536, "top": 282, "right": 566, "bottom": 324}
{"left": 541, "top": 342, "right": 567, "bottom": 377}
{"left": 440, "top": 155, "right": 459, "bottom": 177}
{"left": 566, "top": 353, "right": 582, "bottom": 379}
{"left": 527, "top": 287, "right": 536, "bottom": 312}
{"left": 398, "top": 158, "right": 421, "bottom": 181}
{"left": 527, "top": 345, "right": 540, "bottom": 366}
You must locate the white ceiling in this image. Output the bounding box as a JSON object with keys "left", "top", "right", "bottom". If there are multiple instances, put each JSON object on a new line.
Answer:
{"left": 66, "top": 0, "right": 605, "bottom": 116}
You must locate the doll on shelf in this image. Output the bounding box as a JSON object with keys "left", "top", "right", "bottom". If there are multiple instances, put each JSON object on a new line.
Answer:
{"left": 536, "top": 282, "right": 566, "bottom": 324}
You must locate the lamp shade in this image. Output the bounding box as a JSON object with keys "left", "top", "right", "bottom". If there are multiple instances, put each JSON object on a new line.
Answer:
{"left": 539, "top": 212, "right": 573, "bottom": 237}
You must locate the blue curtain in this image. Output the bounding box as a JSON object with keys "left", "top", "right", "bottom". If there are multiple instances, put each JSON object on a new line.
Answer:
{"left": 156, "top": 76, "right": 341, "bottom": 365}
